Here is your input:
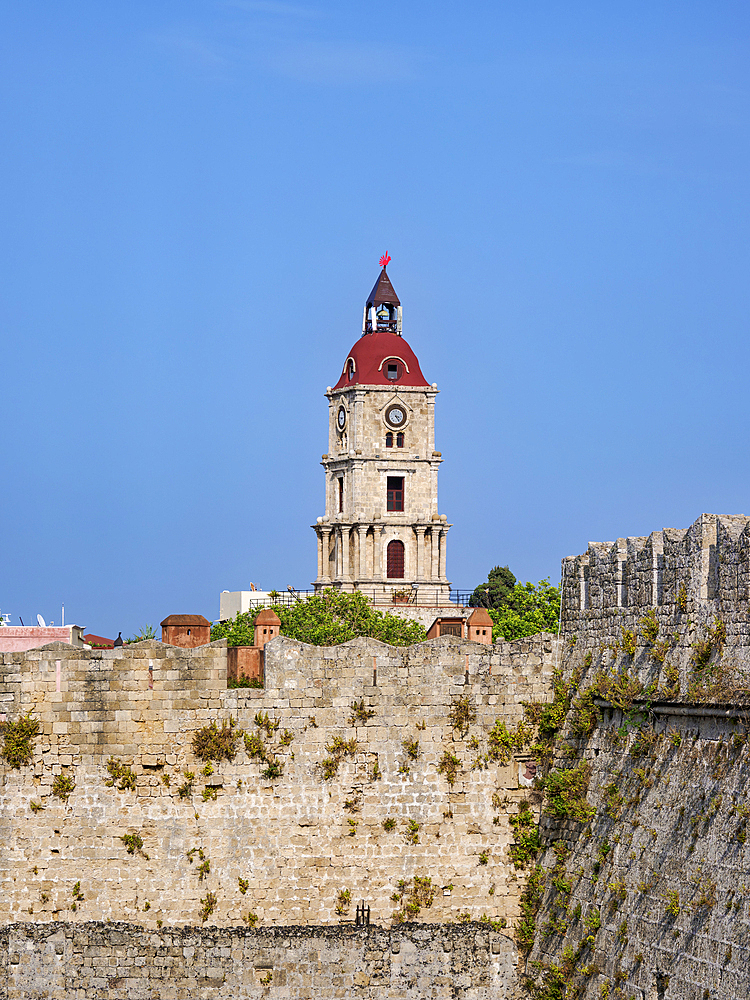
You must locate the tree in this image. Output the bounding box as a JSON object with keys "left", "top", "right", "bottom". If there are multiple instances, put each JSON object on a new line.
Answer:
{"left": 488, "top": 579, "right": 561, "bottom": 642}
{"left": 211, "top": 589, "right": 426, "bottom": 648}
{"left": 469, "top": 565, "right": 517, "bottom": 608}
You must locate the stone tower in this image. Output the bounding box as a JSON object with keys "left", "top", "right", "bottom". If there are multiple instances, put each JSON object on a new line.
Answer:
{"left": 312, "top": 266, "right": 451, "bottom": 602}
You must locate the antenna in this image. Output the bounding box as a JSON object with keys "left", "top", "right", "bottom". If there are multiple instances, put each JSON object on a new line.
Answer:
{"left": 37, "top": 614, "right": 46, "bottom": 627}
{"left": 61, "top": 604, "right": 65, "bottom": 627}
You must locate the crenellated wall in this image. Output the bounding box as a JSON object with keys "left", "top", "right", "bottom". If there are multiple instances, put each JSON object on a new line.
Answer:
{"left": 561, "top": 512, "right": 750, "bottom": 655}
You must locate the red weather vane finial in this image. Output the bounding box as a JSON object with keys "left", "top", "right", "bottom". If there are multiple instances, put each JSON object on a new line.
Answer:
{"left": 379, "top": 252, "right": 391, "bottom": 268}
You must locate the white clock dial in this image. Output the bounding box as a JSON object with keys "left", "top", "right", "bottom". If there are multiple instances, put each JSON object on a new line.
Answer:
{"left": 337, "top": 407, "right": 346, "bottom": 429}
{"left": 388, "top": 407, "right": 404, "bottom": 425}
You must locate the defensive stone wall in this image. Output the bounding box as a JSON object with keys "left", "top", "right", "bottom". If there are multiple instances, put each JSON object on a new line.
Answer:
{"left": 562, "top": 512, "right": 750, "bottom": 640}
{"left": 522, "top": 513, "right": 750, "bottom": 999}
{"left": 525, "top": 700, "right": 750, "bottom": 1000}
{"left": 0, "top": 920, "right": 517, "bottom": 999}
{"left": 0, "top": 632, "right": 558, "bottom": 935}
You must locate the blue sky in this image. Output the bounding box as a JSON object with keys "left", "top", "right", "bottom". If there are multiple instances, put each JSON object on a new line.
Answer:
{"left": 2, "top": 1, "right": 749, "bottom": 637}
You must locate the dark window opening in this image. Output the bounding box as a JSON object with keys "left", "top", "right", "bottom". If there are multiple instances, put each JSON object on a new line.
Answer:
{"left": 347, "top": 360, "right": 354, "bottom": 380}
{"left": 385, "top": 432, "right": 393, "bottom": 448}
{"left": 440, "top": 624, "right": 463, "bottom": 637}
{"left": 386, "top": 362, "right": 402, "bottom": 380}
{"left": 338, "top": 478, "right": 344, "bottom": 513}
{"left": 387, "top": 476, "right": 404, "bottom": 512}
{"left": 387, "top": 540, "right": 405, "bottom": 578}
{"left": 187, "top": 629, "right": 191, "bottom": 636}
{"left": 396, "top": 432, "right": 404, "bottom": 448}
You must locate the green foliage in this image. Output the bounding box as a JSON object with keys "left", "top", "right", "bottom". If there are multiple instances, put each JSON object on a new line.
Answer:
{"left": 382, "top": 817, "right": 397, "bottom": 831}
{"left": 244, "top": 733, "right": 265, "bottom": 759}
{"left": 665, "top": 890, "right": 680, "bottom": 918}
{"left": 639, "top": 609, "right": 660, "bottom": 645}
{"left": 212, "top": 590, "right": 426, "bottom": 647}
{"left": 228, "top": 676, "right": 263, "bottom": 689}
{"left": 487, "top": 579, "right": 561, "bottom": 642}
{"left": 199, "top": 890, "right": 217, "bottom": 922}
{"left": 391, "top": 875, "right": 436, "bottom": 923}
{"left": 479, "top": 851, "right": 489, "bottom": 865}
{"left": 487, "top": 719, "right": 533, "bottom": 764}
{"left": 1, "top": 713, "right": 40, "bottom": 769}
{"left": 335, "top": 888, "right": 351, "bottom": 914}
{"left": 402, "top": 737, "right": 421, "bottom": 760}
{"left": 254, "top": 711, "right": 279, "bottom": 737}
{"left": 621, "top": 629, "right": 637, "bottom": 657}
{"left": 192, "top": 718, "right": 242, "bottom": 762}
{"left": 320, "top": 734, "right": 357, "bottom": 780}
{"left": 542, "top": 763, "right": 594, "bottom": 821}
{"left": 125, "top": 625, "right": 156, "bottom": 643}
{"left": 178, "top": 771, "right": 195, "bottom": 799}
{"left": 469, "top": 565, "right": 517, "bottom": 608}
{"left": 105, "top": 757, "right": 137, "bottom": 791}
{"left": 260, "top": 756, "right": 284, "bottom": 780}
{"left": 52, "top": 773, "right": 75, "bottom": 802}
{"left": 238, "top": 877, "right": 249, "bottom": 894}
{"left": 348, "top": 700, "right": 375, "bottom": 725}
{"left": 509, "top": 803, "right": 541, "bottom": 870}
{"left": 448, "top": 695, "right": 476, "bottom": 737}
{"left": 568, "top": 686, "right": 601, "bottom": 739}
{"left": 516, "top": 865, "right": 545, "bottom": 953}
{"left": 120, "top": 833, "right": 148, "bottom": 858}
{"left": 405, "top": 819, "right": 420, "bottom": 844}
{"left": 437, "top": 750, "right": 461, "bottom": 786}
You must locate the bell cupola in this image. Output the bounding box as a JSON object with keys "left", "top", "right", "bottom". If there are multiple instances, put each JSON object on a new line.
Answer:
{"left": 363, "top": 259, "right": 402, "bottom": 334}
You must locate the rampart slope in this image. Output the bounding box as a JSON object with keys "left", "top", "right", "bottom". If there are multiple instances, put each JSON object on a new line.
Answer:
{"left": 522, "top": 513, "right": 750, "bottom": 1000}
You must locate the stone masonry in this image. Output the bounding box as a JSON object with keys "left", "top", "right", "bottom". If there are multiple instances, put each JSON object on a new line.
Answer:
{"left": 0, "top": 633, "right": 557, "bottom": 933}
{"left": 0, "top": 921, "right": 517, "bottom": 999}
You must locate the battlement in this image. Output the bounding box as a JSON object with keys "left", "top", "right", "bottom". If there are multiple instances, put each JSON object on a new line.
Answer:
{"left": 561, "top": 512, "right": 750, "bottom": 623}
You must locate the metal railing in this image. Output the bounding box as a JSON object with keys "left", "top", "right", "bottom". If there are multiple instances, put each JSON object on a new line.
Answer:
{"left": 238, "top": 588, "right": 473, "bottom": 609}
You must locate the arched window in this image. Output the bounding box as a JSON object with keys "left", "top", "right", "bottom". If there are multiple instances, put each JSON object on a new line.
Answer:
{"left": 385, "top": 432, "right": 393, "bottom": 448}
{"left": 396, "top": 432, "right": 404, "bottom": 448}
{"left": 387, "top": 540, "right": 405, "bottom": 578}
{"left": 347, "top": 359, "right": 355, "bottom": 380}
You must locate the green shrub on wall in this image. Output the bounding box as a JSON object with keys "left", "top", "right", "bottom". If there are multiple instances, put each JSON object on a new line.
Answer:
{"left": 1, "top": 713, "right": 40, "bottom": 768}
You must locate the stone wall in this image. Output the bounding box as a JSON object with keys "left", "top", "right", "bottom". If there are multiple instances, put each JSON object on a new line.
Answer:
{"left": 0, "top": 632, "right": 558, "bottom": 933}
{"left": 0, "top": 920, "right": 517, "bottom": 999}
{"left": 525, "top": 701, "right": 750, "bottom": 1000}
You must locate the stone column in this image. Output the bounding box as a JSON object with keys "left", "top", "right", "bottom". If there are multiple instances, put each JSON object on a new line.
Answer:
{"left": 341, "top": 527, "right": 351, "bottom": 581}
{"left": 438, "top": 528, "right": 447, "bottom": 580}
{"left": 415, "top": 527, "right": 426, "bottom": 581}
{"left": 316, "top": 529, "right": 324, "bottom": 580}
{"left": 320, "top": 528, "right": 332, "bottom": 583}
{"left": 358, "top": 526, "right": 368, "bottom": 580}
{"left": 430, "top": 528, "right": 439, "bottom": 580}
{"left": 374, "top": 527, "right": 383, "bottom": 580}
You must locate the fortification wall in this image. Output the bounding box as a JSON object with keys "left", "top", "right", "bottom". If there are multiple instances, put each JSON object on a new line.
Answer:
{"left": 561, "top": 512, "right": 750, "bottom": 648}
{"left": 525, "top": 701, "right": 750, "bottom": 1000}
{"left": 521, "top": 513, "right": 750, "bottom": 999}
{"left": 0, "top": 920, "right": 517, "bottom": 999}
{"left": 0, "top": 632, "right": 558, "bottom": 934}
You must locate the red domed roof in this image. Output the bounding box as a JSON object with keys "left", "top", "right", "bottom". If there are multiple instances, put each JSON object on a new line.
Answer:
{"left": 333, "top": 331, "right": 429, "bottom": 390}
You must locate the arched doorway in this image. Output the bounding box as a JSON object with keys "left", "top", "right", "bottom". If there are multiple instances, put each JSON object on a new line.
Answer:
{"left": 387, "top": 540, "right": 405, "bottom": 578}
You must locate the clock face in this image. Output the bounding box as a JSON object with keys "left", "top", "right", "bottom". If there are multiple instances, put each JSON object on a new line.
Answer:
{"left": 337, "top": 406, "right": 346, "bottom": 430}
{"left": 386, "top": 405, "right": 406, "bottom": 427}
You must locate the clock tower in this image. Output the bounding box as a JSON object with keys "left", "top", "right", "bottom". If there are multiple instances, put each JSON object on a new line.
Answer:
{"left": 312, "top": 264, "right": 451, "bottom": 602}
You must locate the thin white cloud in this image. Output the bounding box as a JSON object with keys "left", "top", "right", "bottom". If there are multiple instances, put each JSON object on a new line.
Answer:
{"left": 267, "top": 38, "right": 421, "bottom": 85}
